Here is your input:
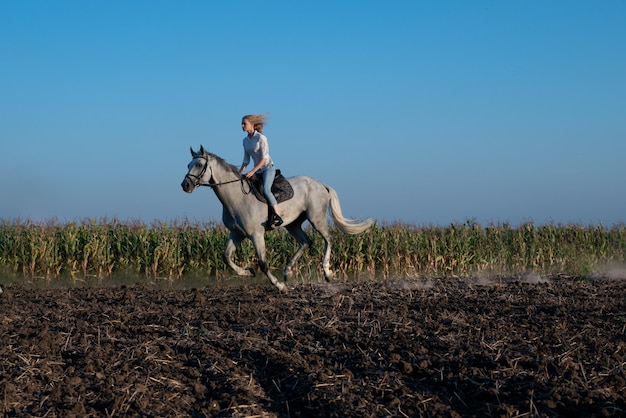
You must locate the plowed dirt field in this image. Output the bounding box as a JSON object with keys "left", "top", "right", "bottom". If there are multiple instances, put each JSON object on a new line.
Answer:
{"left": 1, "top": 276, "right": 625, "bottom": 417}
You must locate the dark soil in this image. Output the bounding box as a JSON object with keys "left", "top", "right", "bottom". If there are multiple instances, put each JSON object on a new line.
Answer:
{"left": 1, "top": 277, "right": 625, "bottom": 417}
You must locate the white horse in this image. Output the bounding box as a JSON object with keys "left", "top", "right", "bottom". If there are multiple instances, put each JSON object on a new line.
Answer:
{"left": 181, "top": 146, "right": 373, "bottom": 292}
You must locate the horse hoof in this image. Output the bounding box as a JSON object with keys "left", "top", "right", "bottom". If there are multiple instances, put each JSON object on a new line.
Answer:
{"left": 245, "top": 267, "right": 256, "bottom": 276}
{"left": 276, "top": 282, "right": 288, "bottom": 293}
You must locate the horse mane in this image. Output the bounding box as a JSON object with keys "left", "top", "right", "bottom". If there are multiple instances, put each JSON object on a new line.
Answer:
{"left": 208, "top": 152, "right": 242, "bottom": 178}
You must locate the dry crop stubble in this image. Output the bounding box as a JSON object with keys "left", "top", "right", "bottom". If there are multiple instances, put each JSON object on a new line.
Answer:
{"left": 1, "top": 276, "right": 626, "bottom": 417}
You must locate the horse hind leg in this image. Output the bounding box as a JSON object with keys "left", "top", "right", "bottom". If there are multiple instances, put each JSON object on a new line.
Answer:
{"left": 319, "top": 229, "right": 334, "bottom": 281}
{"left": 308, "top": 214, "right": 334, "bottom": 282}
{"left": 284, "top": 218, "right": 313, "bottom": 281}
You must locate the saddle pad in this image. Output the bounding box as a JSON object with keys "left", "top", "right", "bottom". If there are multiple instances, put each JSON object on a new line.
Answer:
{"left": 248, "top": 170, "right": 294, "bottom": 204}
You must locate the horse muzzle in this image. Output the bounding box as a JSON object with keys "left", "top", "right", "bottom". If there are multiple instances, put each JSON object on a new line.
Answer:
{"left": 181, "top": 176, "right": 196, "bottom": 193}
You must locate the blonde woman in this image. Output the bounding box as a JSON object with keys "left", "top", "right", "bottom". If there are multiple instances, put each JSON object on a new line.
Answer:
{"left": 239, "top": 114, "right": 283, "bottom": 228}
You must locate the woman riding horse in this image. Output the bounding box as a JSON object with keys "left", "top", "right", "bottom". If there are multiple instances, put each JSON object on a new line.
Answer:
{"left": 238, "top": 114, "right": 283, "bottom": 228}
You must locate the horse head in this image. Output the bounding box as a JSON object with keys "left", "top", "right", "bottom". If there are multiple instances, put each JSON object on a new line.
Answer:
{"left": 181, "top": 145, "right": 211, "bottom": 193}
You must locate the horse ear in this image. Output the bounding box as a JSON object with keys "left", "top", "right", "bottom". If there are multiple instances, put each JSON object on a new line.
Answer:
{"left": 190, "top": 146, "right": 195, "bottom": 156}
{"left": 200, "top": 145, "right": 206, "bottom": 155}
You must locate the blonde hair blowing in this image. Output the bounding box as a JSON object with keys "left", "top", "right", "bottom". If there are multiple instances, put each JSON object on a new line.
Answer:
{"left": 242, "top": 113, "right": 270, "bottom": 133}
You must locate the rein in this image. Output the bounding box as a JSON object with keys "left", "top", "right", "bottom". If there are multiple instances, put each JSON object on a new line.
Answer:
{"left": 188, "top": 155, "right": 250, "bottom": 194}
{"left": 199, "top": 178, "right": 240, "bottom": 187}
{"left": 200, "top": 177, "right": 250, "bottom": 195}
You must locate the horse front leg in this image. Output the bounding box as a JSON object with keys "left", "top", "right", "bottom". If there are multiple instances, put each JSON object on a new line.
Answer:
{"left": 223, "top": 231, "right": 255, "bottom": 277}
{"left": 249, "top": 232, "right": 287, "bottom": 293}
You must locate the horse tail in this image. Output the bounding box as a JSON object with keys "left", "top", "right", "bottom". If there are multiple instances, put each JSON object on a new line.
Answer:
{"left": 324, "top": 184, "right": 374, "bottom": 235}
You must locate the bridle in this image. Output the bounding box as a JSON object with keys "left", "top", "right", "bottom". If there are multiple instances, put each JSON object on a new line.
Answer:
{"left": 186, "top": 154, "right": 249, "bottom": 193}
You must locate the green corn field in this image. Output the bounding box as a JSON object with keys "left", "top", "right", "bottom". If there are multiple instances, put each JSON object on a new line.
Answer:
{"left": 1, "top": 218, "right": 625, "bottom": 285}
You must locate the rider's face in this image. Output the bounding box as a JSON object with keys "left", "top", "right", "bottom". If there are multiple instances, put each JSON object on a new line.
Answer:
{"left": 242, "top": 119, "right": 254, "bottom": 134}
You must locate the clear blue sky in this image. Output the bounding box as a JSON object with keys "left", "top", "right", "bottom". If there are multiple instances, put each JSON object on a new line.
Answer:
{"left": 2, "top": 1, "right": 625, "bottom": 226}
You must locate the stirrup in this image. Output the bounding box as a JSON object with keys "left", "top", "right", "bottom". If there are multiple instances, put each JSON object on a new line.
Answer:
{"left": 272, "top": 215, "right": 283, "bottom": 227}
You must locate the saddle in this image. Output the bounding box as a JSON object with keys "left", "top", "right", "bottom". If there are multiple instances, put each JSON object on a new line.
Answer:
{"left": 247, "top": 169, "right": 294, "bottom": 204}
